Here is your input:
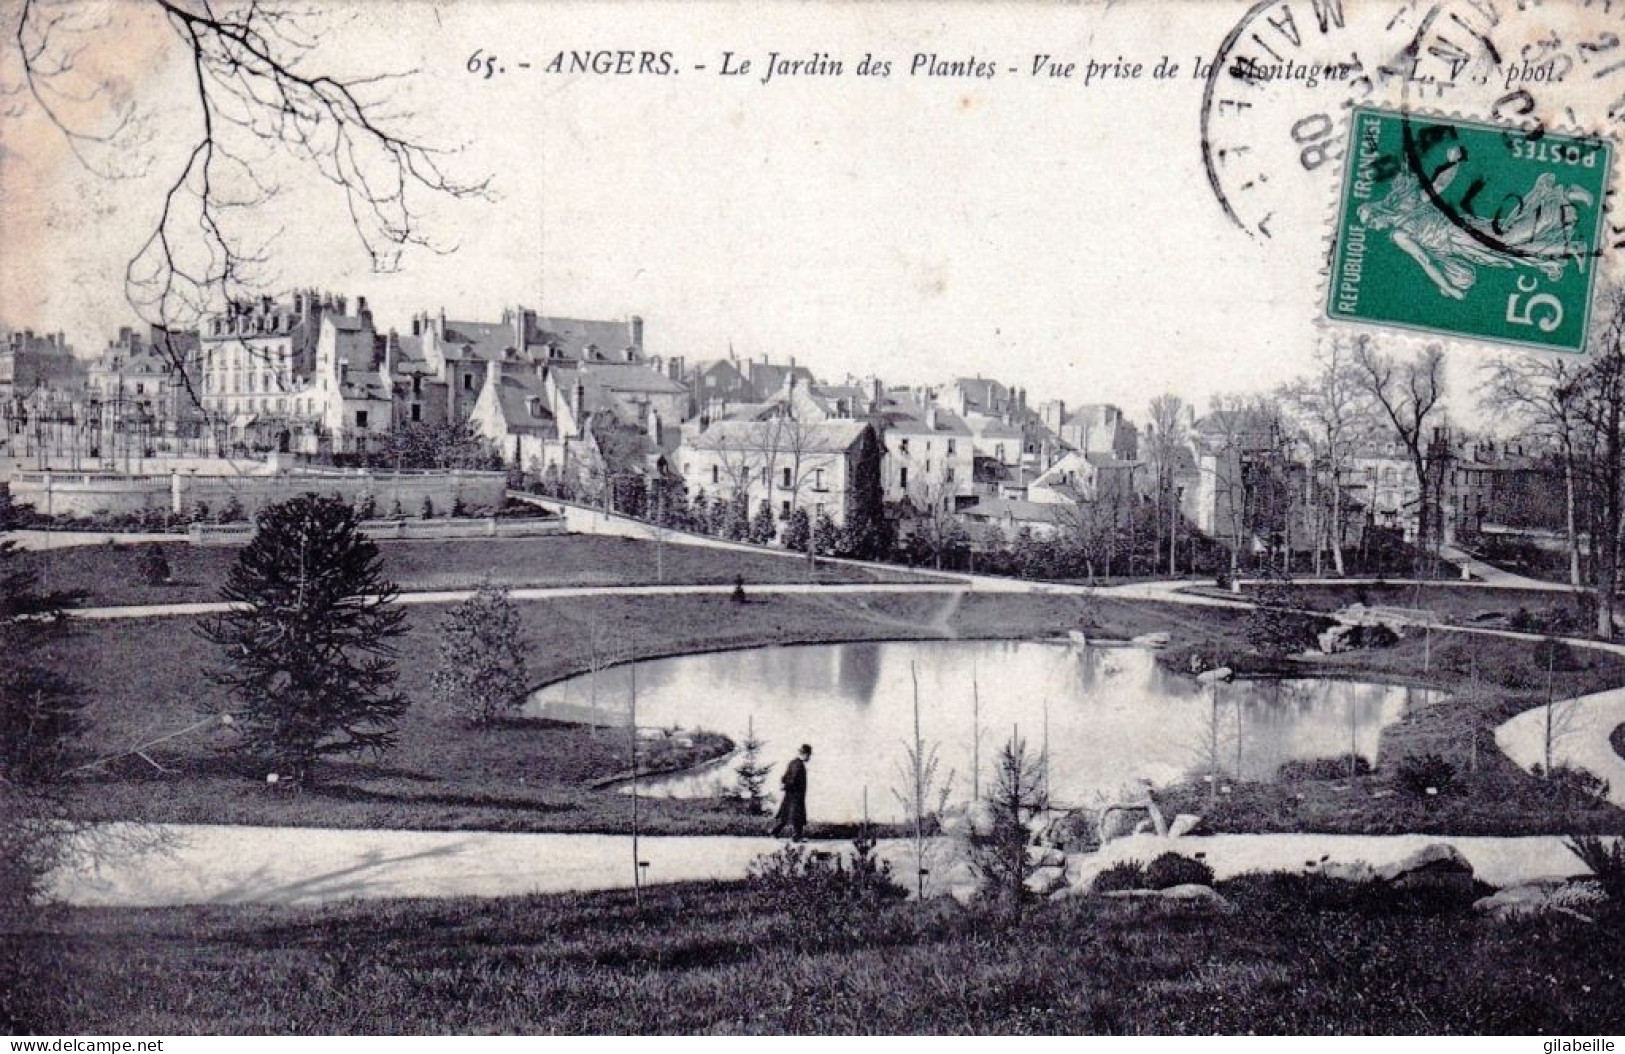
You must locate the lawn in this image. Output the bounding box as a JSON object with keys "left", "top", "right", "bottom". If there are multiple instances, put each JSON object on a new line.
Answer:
{"left": 54, "top": 581, "right": 1625, "bottom": 837}
{"left": 1232, "top": 581, "right": 1587, "bottom": 630}
{"left": 7, "top": 874, "right": 1622, "bottom": 1034}
{"left": 60, "top": 590, "right": 1206, "bottom": 835}
{"left": 19, "top": 532, "right": 934, "bottom": 607}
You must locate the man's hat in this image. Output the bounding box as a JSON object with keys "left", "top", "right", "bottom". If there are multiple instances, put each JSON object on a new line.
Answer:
{"left": 799, "top": 743, "right": 813, "bottom": 755}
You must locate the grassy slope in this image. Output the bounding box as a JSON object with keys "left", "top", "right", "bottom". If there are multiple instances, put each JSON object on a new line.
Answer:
{"left": 8, "top": 877, "right": 1623, "bottom": 1034}
{"left": 1613, "top": 723, "right": 1625, "bottom": 765}
{"left": 1234, "top": 581, "right": 1585, "bottom": 627}
{"left": 19, "top": 533, "right": 928, "bottom": 607}
{"left": 57, "top": 579, "right": 1625, "bottom": 835}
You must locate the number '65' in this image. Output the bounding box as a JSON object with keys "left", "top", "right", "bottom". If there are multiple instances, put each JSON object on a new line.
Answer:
{"left": 1506, "top": 274, "right": 1563, "bottom": 333}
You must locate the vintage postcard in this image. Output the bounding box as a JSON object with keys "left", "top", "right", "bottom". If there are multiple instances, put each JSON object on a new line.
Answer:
{"left": 3, "top": 0, "right": 1625, "bottom": 1041}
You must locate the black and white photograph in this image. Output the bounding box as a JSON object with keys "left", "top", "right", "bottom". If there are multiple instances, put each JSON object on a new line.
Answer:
{"left": 3, "top": 0, "right": 1625, "bottom": 1038}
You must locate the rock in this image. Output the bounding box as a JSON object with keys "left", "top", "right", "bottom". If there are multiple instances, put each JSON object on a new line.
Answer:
{"left": 1158, "top": 883, "right": 1237, "bottom": 913}
{"left": 1133, "top": 818, "right": 1153, "bottom": 836}
{"left": 1026, "top": 865, "right": 1068, "bottom": 897}
{"left": 1132, "top": 632, "right": 1170, "bottom": 649}
{"left": 1377, "top": 843, "right": 1475, "bottom": 894}
{"left": 1376, "top": 843, "right": 1473, "bottom": 883}
{"left": 1098, "top": 809, "right": 1143, "bottom": 844}
{"left": 937, "top": 800, "right": 999, "bottom": 840}
{"left": 1036, "top": 809, "right": 1098, "bottom": 852}
{"left": 1029, "top": 846, "right": 1067, "bottom": 870}
{"left": 1102, "top": 884, "right": 1235, "bottom": 914}
{"left": 1318, "top": 623, "right": 1358, "bottom": 654}
{"left": 1196, "top": 667, "right": 1234, "bottom": 685}
{"left": 1168, "top": 814, "right": 1202, "bottom": 838}
{"left": 1320, "top": 861, "right": 1377, "bottom": 883}
{"left": 1474, "top": 879, "right": 1607, "bottom": 922}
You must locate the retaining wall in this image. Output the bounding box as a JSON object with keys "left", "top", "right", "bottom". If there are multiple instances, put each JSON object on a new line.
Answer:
{"left": 12, "top": 469, "right": 508, "bottom": 520}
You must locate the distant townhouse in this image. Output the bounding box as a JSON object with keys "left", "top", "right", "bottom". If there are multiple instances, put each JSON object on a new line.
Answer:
{"left": 677, "top": 417, "right": 881, "bottom": 527}
{"left": 873, "top": 396, "right": 976, "bottom": 515}
{"left": 1039, "top": 401, "right": 1139, "bottom": 460}
{"left": 1, "top": 328, "right": 83, "bottom": 402}
{"left": 1027, "top": 450, "right": 1140, "bottom": 506}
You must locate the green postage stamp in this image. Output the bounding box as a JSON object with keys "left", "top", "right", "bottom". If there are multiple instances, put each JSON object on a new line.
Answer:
{"left": 1326, "top": 107, "right": 1612, "bottom": 355}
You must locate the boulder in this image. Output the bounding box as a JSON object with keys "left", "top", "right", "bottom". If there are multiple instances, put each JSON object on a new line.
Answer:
{"left": 1318, "top": 623, "right": 1358, "bottom": 654}
{"left": 1133, "top": 818, "right": 1154, "bottom": 836}
{"left": 1036, "top": 809, "right": 1098, "bottom": 852}
{"left": 1159, "top": 883, "right": 1238, "bottom": 914}
{"left": 1168, "top": 813, "right": 1202, "bottom": 839}
{"left": 1473, "top": 879, "right": 1607, "bottom": 922}
{"left": 1320, "top": 861, "right": 1377, "bottom": 884}
{"left": 1102, "top": 884, "right": 1234, "bottom": 914}
{"left": 1029, "top": 846, "right": 1067, "bottom": 871}
{"left": 1098, "top": 808, "right": 1143, "bottom": 844}
{"left": 1026, "top": 865, "right": 1069, "bottom": 897}
{"left": 1377, "top": 843, "right": 1475, "bottom": 894}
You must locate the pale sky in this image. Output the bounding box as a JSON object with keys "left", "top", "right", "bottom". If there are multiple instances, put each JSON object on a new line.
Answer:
{"left": 1, "top": 0, "right": 1618, "bottom": 423}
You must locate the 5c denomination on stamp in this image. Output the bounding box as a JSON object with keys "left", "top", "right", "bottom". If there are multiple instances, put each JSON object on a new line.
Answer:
{"left": 1326, "top": 106, "right": 1612, "bottom": 354}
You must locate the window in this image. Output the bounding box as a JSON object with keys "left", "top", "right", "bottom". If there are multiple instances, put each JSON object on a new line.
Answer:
{"left": 899, "top": 438, "right": 910, "bottom": 454}
{"left": 356, "top": 410, "right": 369, "bottom": 428}
{"left": 947, "top": 439, "right": 956, "bottom": 454}
{"left": 781, "top": 500, "right": 791, "bottom": 516}
{"left": 761, "top": 466, "right": 769, "bottom": 485}
{"left": 995, "top": 443, "right": 1005, "bottom": 460}
{"left": 411, "top": 404, "right": 422, "bottom": 422}
{"left": 463, "top": 373, "right": 473, "bottom": 391}
{"left": 900, "top": 466, "right": 909, "bottom": 489}
{"left": 782, "top": 467, "right": 792, "bottom": 488}
{"left": 712, "top": 465, "right": 720, "bottom": 485}
{"left": 135, "top": 382, "right": 145, "bottom": 395}
{"left": 813, "top": 468, "right": 825, "bottom": 490}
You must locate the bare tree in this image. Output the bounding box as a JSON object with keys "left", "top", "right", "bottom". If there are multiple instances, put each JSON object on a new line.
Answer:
{"left": 1352, "top": 339, "right": 1448, "bottom": 578}
{"left": 1570, "top": 287, "right": 1625, "bottom": 638}
{"left": 9, "top": 0, "right": 490, "bottom": 407}
{"left": 1145, "top": 394, "right": 1187, "bottom": 576}
{"left": 1478, "top": 354, "right": 1587, "bottom": 589}
{"left": 1281, "top": 336, "right": 1372, "bottom": 577}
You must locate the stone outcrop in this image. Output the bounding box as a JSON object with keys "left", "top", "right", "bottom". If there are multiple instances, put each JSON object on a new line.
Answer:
{"left": 1473, "top": 878, "right": 1607, "bottom": 922}
{"left": 1376, "top": 843, "right": 1476, "bottom": 895}
{"left": 1100, "top": 883, "right": 1235, "bottom": 914}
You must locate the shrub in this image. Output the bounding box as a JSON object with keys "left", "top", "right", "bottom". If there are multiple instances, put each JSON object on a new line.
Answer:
{"left": 1533, "top": 636, "right": 1580, "bottom": 672}
{"left": 136, "top": 545, "right": 171, "bottom": 586}
{"left": 1090, "top": 860, "right": 1146, "bottom": 893}
{"left": 1277, "top": 754, "right": 1371, "bottom": 781}
{"left": 1143, "top": 852, "right": 1215, "bottom": 890}
{"left": 1509, "top": 607, "right": 1537, "bottom": 632}
{"left": 1396, "top": 753, "right": 1458, "bottom": 797}
{"left": 747, "top": 840, "right": 907, "bottom": 942}
{"left": 1535, "top": 763, "right": 1612, "bottom": 804}
{"left": 1353, "top": 623, "right": 1399, "bottom": 649}
{"left": 1565, "top": 835, "right": 1625, "bottom": 905}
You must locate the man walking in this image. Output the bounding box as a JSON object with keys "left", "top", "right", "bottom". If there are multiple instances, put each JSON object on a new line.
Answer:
{"left": 770, "top": 743, "right": 812, "bottom": 841}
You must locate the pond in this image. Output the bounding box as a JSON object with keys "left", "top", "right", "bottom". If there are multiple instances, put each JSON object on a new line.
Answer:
{"left": 525, "top": 639, "right": 1436, "bottom": 823}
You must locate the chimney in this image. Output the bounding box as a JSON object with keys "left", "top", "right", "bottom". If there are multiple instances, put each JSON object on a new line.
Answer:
{"left": 486, "top": 357, "right": 502, "bottom": 389}
{"left": 411, "top": 314, "right": 422, "bottom": 337}
{"left": 572, "top": 380, "right": 586, "bottom": 434}
{"left": 648, "top": 408, "right": 662, "bottom": 445}
{"left": 926, "top": 406, "right": 939, "bottom": 430}
{"left": 383, "top": 331, "right": 398, "bottom": 378}
{"left": 630, "top": 315, "right": 644, "bottom": 349}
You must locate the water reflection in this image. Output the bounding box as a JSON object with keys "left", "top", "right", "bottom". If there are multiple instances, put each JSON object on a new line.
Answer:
{"left": 525, "top": 640, "right": 1433, "bottom": 823}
